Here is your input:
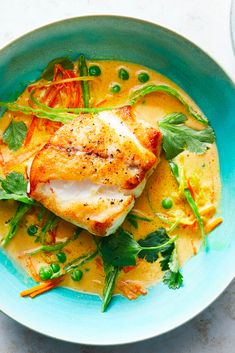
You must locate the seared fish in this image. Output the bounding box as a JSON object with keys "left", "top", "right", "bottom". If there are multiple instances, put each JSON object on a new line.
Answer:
{"left": 30, "top": 107, "right": 161, "bottom": 236}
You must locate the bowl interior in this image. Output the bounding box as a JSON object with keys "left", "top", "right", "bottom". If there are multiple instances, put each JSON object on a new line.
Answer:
{"left": 0, "top": 16, "right": 235, "bottom": 345}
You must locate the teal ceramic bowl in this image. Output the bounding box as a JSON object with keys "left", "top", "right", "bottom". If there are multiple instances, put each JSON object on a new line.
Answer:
{"left": 0, "top": 16, "right": 235, "bottom": 345}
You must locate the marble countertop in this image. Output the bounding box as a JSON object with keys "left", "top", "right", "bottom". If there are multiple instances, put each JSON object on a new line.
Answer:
{"left": 0, "top": 0, "right": 234, "bottom": 352}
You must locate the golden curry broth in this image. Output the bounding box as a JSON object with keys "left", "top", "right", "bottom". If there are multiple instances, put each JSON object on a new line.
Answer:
{"left": 0, "top": 60, "right": 221, "bottom": 299}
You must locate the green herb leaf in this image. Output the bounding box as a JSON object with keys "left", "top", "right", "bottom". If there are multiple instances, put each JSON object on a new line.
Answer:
{"left": 130, "top": 84, "right": 208, "bottom": 125}
{"left": 159, "top": 113, "right": 215, "bottom": 160}
{"left": 100, "top": 228, "right": 140, "bottom": 267}
{"left": 100, "top": 227, "right": 176, "bottom": 267}
{"left": 163, "top": 270, "right": 183, "bottom": 289}
{"left": 40, "top": 57, "right": 74, "bottom": 81}
{"left": 3, "top": 120, "right": 27, "bottom": 151}
{"left": 138, "top": 227, "right": 174, "bottom": 263}
{"left": 1, "top": 172, "right": 27, "bottom": 194}
{"left": 0, "top": 172, "right": 33, "bottom": 204}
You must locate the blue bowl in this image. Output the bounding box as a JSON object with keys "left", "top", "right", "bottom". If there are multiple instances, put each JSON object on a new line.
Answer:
{"left": 0, "top": 16, "right": 235, "bottom": 345}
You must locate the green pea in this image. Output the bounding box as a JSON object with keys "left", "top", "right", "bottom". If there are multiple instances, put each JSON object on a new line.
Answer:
{"left": 39, "top": 266, "right": 53, "bottom": 281}
{"left": 162, "top": 197, "right": 173, "bottom": 209}
{"left": 118, "top": 68, "right": 129, "bottom": 80}
{"left": 50, "top": 263, "right": 60, "bottom": 273}
{"left": 89, "top": 65, "right": 101, "bottom": 76}
{"left": 71, "top": 269, "right": 83, "bottom": 282}
{"left": 138, "top": 72, "right": 150, "bottom": 83}
{"left": 56, "top": 252, "right": 67, "bottom": 263}
{"left": 111, "top": 84, "right": 121, "bottom": 93}
{"left": 27, "top": 224, "right": 38, "bottom": 236}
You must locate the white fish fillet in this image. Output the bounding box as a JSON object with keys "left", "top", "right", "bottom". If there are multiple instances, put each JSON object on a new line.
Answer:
{"left": 30, "top": 106, "right": 161, "bottom": 236}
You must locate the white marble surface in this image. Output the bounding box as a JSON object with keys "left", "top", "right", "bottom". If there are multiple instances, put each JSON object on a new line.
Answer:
{"left": 0, "top": 0, "right": 234, "bottom": 352}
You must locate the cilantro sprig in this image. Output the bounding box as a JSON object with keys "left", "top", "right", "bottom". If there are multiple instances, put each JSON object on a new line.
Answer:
{"left": 99, "top": 228, "right": 177, "bottom": 267}
{"left": 0, "top": 172, "right": 33, "bottom": 204}
{"left": 159, "top": 113, "right": 215, "bottom": 160}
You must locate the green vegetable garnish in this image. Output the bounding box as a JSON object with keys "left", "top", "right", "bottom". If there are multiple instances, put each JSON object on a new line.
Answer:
{"left": 40, "top": 57, "right": 74, "bottom": 81}
{"left": 27, "top": 224, "right": 38, "bottom": 236}
{"left": 50, "top": 263, "right": 60, "bottom": 273}
{"left": 130, "top": 84, "right": 208, "bottom": 125}
{"left": 71, "top": 269, "right": 83, "bottom": 281}
{"left": 0, "top": 172, "right": 33, "bottom": 204}
{"left": 56, "top": 251, "right": 67, "bottom": 264}
{"left": 99, "top": 227, "right": 177, "bottom": 267}
{"left": 63, "top": 251, "right": 98, "bottom": 274}
{"left": 79, "top": 55, "right": 90, "bottom": 108}
{"left": 39, "top": 266, "right": 53, "bottom": 281}
{"left": 39, "top": 212, "right": 59, "bottom": 244}
{"left": 25, "top": 227, "right": 82, "bottom": 255}
{"left": 163, "top": 269, "right": 183, "bottom": 289}
{"left": 118, "top": 68, "right": 129, "bottom": 80}
{"left": 126, "top": 213, "right": 152, "bottom": 229}
{"left": 162, "top": 198, "right": 173, "bottom": 209}
{"left": 1, "top": 203, "right": 32, "bottom": 247}
{"left": 102, "top": 263, "right": 119, "bottom": 312}
{"left": 111, "top": 84, "right": 121, "bottom": 93}
{"left": 159, "top": 113, "right": 215, "bottom": 160}
{"left": 0, "top": 84, "right": 209, "bottom": 127}
{"left": 89, "top": 65, "right": 101, "bottom": 76}
{"left": 3, "top": 120, "right": 27, "bottom": 151}
{"left": 169, "top": 161, "right": 207, "bottom": 248}
{"left": 137, "top": 72, "right": 149, "bottom": 83}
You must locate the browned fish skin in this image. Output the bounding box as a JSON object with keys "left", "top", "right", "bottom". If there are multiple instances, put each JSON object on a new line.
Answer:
{"left": 30, "top": 106, "right": 162, "bottom": 236}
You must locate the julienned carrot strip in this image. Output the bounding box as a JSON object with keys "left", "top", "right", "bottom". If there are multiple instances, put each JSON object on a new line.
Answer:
{"left": 24, "top": 116, "right": 38, "bottom": 146}
{"left": 20, "top": 277, "right": 63, "bottom": 297}
{"left": 187, "top": 179, "right": 195, "bottom": 200}
{"left": 29, "top": 281, "right": 61, "bottom": 298}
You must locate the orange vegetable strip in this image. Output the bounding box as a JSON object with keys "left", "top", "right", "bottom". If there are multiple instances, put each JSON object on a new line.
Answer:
{"left": 24, "top": 116, "right": 38, "bottom": 146}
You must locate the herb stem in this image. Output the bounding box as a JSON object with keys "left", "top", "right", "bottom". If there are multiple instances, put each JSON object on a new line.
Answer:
{"left": 140, "top": 235, "right": 177, "bottom": 251}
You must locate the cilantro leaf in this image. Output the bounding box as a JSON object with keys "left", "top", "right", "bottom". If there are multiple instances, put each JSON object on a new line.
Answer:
{"left": 99, "top": 227, "right": 176, "bottom": 267}
{"left": 1, "top": 172, "right": 27, "bottom": 194}
{"left": 127, "top": 213, "right": 152, "bottom": 229}
{"left": 100, "top": 228, "right": 140, "bottom": 267}
{"left": 138, "top": 227, "right": 174, "bottom": 263}
{"left": 162, "top": 246, "right": 183, "bottom": 289}
{"left": 159, "top": 113, "right": 215, "bottom": 160}
{"left": 3, "top": 120, "right": 27, "bottom": 151}
{"left": 41, "top": 57, "right": 74, "bottom": 81}
{"left": 163, "top": 270, "right": 183, "bottom": 289}
{"left": 0, "top": 172, "right": 33, "bottom": 204}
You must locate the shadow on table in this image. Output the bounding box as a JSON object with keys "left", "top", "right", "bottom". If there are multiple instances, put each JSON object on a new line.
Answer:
{"left": 0, "top": 280, "right": 234, "bottom": 353}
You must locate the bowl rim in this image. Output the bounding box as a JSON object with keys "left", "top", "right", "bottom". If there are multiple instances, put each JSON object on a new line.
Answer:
{"left": 0, "top": 15, "right": 235, "bottom": 346}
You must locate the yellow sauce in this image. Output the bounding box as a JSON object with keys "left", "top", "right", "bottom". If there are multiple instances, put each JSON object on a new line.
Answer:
{"left": 0, "top": 60, "right": 221, "bottom": 300}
